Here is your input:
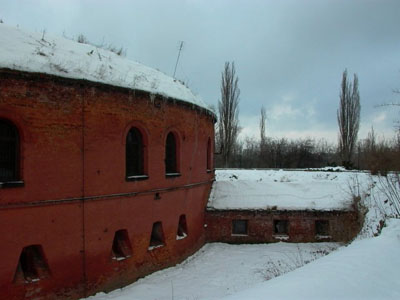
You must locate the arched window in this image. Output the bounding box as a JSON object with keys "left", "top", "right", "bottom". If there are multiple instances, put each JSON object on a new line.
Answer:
{"left": 126, "top": 127, "right": 146, "bottom": 179}
{"left": 0, "top": 119, "right": 19, "bottom": 183}
{"left": 207, "top": 137, "right": 212, "bottom": 171}
{"left": 165, "top": 132, "right": 178, "bottom": 175}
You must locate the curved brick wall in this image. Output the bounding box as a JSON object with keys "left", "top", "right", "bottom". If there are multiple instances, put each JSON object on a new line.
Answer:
{"left": 0, "top": 69, "right": 215, "bottom": 299}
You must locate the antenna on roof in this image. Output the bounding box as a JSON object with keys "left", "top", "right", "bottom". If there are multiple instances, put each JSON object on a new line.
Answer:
{"left": 173, "top": 41, "right": 184, "bottom": 78}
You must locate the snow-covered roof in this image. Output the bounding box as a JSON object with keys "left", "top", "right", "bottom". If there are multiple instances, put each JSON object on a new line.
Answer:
{"left": 0, "top": 24, "right": 211, "bottom": 113}
{"left": 208, "top": 169, "right": 363, "bottom": 211}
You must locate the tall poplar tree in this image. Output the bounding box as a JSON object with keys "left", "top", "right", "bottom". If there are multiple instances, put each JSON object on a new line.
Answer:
{"left": 218, "top": 62, "right": 240, "bottom": 167}
{"left": 337, "top": 69, "right": 361, "bottom": 168}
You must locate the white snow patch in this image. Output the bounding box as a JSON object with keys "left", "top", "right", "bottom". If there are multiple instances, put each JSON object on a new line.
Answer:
{"left": 273, "top": 235, "right": 289, "bottom": 241}
{"left": 176, "top": 232, "right": 187, "bottom": 240}
{"left": 148, "top": 244, "right": 164, "bottom": 251}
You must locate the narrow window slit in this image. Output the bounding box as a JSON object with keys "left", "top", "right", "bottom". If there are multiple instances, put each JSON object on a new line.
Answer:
{"left": 206, "top": 137, "right": 212, "bottom": 172}
{"left": 149, "top": 222, "right": 165, "bottom": 250}
{"left": 0, "top": 119, "right": 20, "bottom": 183}
{"left": 176, "top": 215, "right": 188, "bottom": 240}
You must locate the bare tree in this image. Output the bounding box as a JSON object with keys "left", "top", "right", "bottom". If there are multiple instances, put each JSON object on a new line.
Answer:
{"left": 218, "top": 62, "right": 240, "bottom": 167}
{"left": 260, "top": 106, "right": 267, "bottom": 147}
{"left": 337, "top": 69, "right": 361, "bottom": 168}
{"left": 259, "top": 106, "right": 267, "bottom": 166}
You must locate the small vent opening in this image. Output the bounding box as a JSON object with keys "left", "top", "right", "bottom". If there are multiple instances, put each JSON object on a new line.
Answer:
{"left": 14, "top": 245, "right": 50, "bottom": 284}
{"left": 149, "top": 221, "right": 165, "bottom": 250}
{"left": 176, "top": 215, "right": 188, "bottom": 240}
{"left": 112, "top": 229, "right": 133, "bottom": 260}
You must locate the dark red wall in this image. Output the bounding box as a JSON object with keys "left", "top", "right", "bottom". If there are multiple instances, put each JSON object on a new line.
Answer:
{"left": 0, "top": 69, "right": 215, "bottom": 299}
{"left": 205, "top": 209, "right": 359, "bottom": 243}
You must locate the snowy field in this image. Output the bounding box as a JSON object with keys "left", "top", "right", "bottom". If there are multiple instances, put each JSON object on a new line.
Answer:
{"left": 84, "top": 169, "right": 400, "bottom": 300}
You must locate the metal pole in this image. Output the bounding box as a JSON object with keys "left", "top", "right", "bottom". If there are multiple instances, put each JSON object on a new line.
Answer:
{"left": 173, "top": 41, "right": 184, "bottom": 78}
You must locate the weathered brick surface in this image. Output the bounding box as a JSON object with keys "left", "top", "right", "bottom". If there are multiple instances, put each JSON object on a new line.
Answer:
{"left": 205, "top": 209, "right": 360, "bottom": 243}
{"left": 0, "top": 69, "right": 214, "bottom": 299}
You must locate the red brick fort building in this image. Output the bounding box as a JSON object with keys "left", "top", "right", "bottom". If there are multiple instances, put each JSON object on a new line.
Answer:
{"left": 0, "top": 24, "right": 215, "bottom": 299}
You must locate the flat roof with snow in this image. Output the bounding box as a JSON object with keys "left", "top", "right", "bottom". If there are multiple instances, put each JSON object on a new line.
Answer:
{"left": 208, "top": 169, "right": 360, "bottom": 211}
{"left": 0, "top": 24, "right": 211, "bottom": 113}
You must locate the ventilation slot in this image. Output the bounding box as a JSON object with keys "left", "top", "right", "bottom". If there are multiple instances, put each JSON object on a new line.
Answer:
{"left": 112, "top": 229, "right": 133, "bottom": 261}
{"left": 176, "top": 215, "right": 188, "bottom": 240}
{"left": 14, "top": 245, "right": 50, "bottom": 284}
{"left": 149, "top": 222, "right": 165, "bottom": 250}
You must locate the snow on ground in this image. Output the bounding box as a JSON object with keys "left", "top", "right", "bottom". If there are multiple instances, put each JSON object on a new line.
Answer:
{"left": 86, "top": 242, "right": 340, "bottom": 300}
{"left": 208, "top": 169, "right": 367, "bottom": 211}
{"left": 83, "top": 169, "right": 400, "bottom": 300}
{"left": 0, "top": 24, "right": 210, "bottom": 111}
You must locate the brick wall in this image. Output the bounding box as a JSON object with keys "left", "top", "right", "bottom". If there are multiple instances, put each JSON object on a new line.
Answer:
{"left": 0, "top": 69, "right": 215, "bottom": 299}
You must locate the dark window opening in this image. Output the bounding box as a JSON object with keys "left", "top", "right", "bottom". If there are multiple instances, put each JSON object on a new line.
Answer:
{"left": 315, "top": 220, "right": 330, "bottom": 236}
{"left": 165, "top": 132, "right": 178, "bottom": 175}
{"left": 149, "top": 222, "right": 165, "bottom": 249}
{"left": 206, "top": 137, "right": 212, "bottom": 171}
{"left": 0, "top": 119, "right": 19, "bottom": 182}
{"left": 177, "top": 215, "right": 188, "bottom": 239}
{"left": 274, "top": 220, "right": 288, "bottom": 235}
{"left": 126, "top": 127, "right": 145, "bottom": 178}
{"left": 112, "top": 229, "right": 133, "bottom": 260}
{"left": 14, "top": 245, "right": 50, "bottom": 283}
{"left": 232, "top": 219, "right": 248, "bottom": 235}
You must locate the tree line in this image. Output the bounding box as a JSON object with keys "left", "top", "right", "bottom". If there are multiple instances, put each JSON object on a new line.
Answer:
{"left": 216, "top": 62, "right": 400, "bottom": 172}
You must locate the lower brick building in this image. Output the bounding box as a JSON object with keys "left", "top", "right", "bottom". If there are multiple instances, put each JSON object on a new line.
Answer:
{"left": 205, "top": 209, "right": 359, "bottom": 243}
{"left": 205, "top": 169, "right": 361, "bottom": 244}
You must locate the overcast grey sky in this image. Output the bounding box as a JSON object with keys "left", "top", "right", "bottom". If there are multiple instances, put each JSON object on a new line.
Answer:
{"left": 1, "top": 0, "right": 399, "bottom": 143}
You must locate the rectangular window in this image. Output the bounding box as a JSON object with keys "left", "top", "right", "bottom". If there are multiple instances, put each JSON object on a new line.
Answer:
{"left": 274, "top": 220, "right": 288, "bottom": 235}
{"left": 315, "top": 220, "right": 330, "bottom": 236}
{"left": 232, "top": 220, "right": 248, "bottom": 235}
